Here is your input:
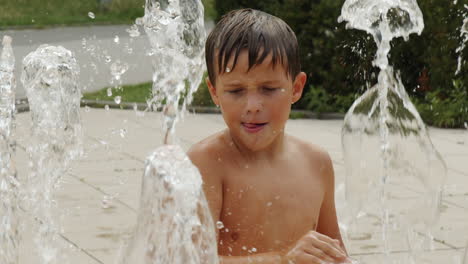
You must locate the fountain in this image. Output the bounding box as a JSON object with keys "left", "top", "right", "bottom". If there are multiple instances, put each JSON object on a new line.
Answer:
{"left": 0, "top": 35, "right": 19, "bottom": 264}
{"left": 456, "top": 9, "right": 467, "bottom": 75}
{"left": 1, "top": 0, "right": 464, "bottom": 263}
{"left": 21, "top": 45, "right": 82, "bottom": 264}
{"left": 117, "top": 0, "right": 219, "bottom": 263}
{"left": 339, "top": 0, "right": 447, "bottom": 263}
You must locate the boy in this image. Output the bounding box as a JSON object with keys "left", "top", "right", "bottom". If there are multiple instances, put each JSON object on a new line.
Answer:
{"left": 188, "top": 8, "right": 349, "bottom": 264}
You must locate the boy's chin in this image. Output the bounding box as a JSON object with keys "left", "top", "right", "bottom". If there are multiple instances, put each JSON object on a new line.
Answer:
{"left": 239, "top": 130, "right": 280, "bottom": 151}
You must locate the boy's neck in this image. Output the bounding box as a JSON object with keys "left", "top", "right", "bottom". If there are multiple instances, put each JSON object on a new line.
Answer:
{"left": 223, "top": 129, "right": 287, "bottom": 163}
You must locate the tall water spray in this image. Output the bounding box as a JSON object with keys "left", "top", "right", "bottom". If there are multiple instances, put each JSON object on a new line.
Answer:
{"left": 0, "top": 36, "right": 19, "bottom": 264}
{"left": 339, "top": 0, "right": 447, "bottom": 262}
{"left": 117, "top": 145, "right": 218, "bottom": 264}
{"left": 144, "top": 0, "right": 206, "bottom": 144}
{"left": 456, "top": 11, "right": 467, "bottom": 75}
{"left": 21, "top": 45, "right": 82, "bottom": 264}
{"left": 118, "top": 1, "right": 219, "bottom": 263}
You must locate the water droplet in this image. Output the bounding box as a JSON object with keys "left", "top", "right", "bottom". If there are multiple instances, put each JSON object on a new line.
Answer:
{"left": 251, "top": 247, "right": 257, "bottom": 252}
{"left": 135, "top": 17, "right": 144, "bottom": 26}
{"left": 159, "top": 16, "right": 171, "bottom": 26}
{"left": 107, "top": 88, "right": 113, "bottom": 97}
{"left": 101, "top": 195, "right": 112, "bottom": 209}
{"left": 105, "top": 105, "right": 110, "bottom": 111}
{"left": 225, "top": 228, "right": 229, "bottom": 232}
{"left": 85, "top": 106, "right": 91, "bottom": 112}
{"left": 119, "top": 128, "right": 127, "bottom": 138}
{"left": 216, "top": 221, "right": 224, "bottom": 229}
{"left": 88, "top": 12, "right": 95, "bottom": 19}
{"left": 148, "top": 243, "right": 155, "bottom": 252}
{"left": 114, "top": 96, "right": 122, "bottom": 104}
{"left": 242, "top": 246, "right": 247, "bottom": 251}
{"left": 81, "top": 38, "right": 87, "bottom": 49}
{"left": 226, "top": 67, "right": 231, "bottom": 73}
{"left": 110, "top": 60, "right": 129, "bottom": 80}
{"left": 126, "top": 25, "right": 141, "bottom": 38}
{"left": 114, "top": 35, "right": 120, "bottom": 44}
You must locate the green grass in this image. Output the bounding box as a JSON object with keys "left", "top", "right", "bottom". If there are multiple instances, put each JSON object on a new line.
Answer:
{"left": 0, "top": 0, "right": 215, "bottom": 28}
{"left": 83, "top": 82, "right": 152, "bottom": 103}
{"left": 0, "top": 0, "right": 145, "bottom": 28}
{"left": 83, "top": 76, "right": 215, "bottom": 107}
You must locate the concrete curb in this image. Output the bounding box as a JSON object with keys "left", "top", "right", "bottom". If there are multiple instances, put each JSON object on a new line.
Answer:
{"left": 16, "top": 99, "right": 345, "bottom": 120}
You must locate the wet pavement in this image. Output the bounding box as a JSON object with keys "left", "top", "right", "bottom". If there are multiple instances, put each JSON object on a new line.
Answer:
{"left": 13, "top": 108, "right": 468, "bottom": 263}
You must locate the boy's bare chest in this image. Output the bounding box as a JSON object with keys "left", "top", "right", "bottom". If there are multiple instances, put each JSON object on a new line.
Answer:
{"left": 218, "top": 163, "right": 325, "bottom": 255}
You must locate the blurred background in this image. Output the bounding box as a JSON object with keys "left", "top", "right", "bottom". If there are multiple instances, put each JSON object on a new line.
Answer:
{"left": 0, "top": 0, "right": 466, "bottom": 128}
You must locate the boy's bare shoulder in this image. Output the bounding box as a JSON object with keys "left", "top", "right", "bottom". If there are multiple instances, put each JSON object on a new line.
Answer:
{"left": 287, "top": 134, "right": 334, "bottom": 180}
{"left": 187, "top": 130, "right": 227, "bottom": 175}
{"left": 288, "top": 134, "right": 332, "bottom": 163}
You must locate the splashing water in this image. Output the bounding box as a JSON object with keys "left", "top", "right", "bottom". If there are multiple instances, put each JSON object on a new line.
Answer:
{"left": 118, "top": 1, "right": 218, "bottom": 263}
{"left": 109, "top": 60, "right": 129, "bottom": 103}
{"left": 117, "top": 145, "right": 218, "bottom": 264}
{"left": 339, "top": 0, "right": 447, "bottom": 262}
{"left": 21, "top": 45, "right": 82, "bottom": 264}
{"left": 463, "top": 241, "right": 468, "bottom": 264}
{"left": 0, "top": 35, "right": 19, "bottom": 264}
{"left": 339, "top": 0, "right": 424, "bottom": 69}
{"left": 456, "top": 11, "right": 468, "bottom": 75}
{"left": 143, "top": 0, "right": 206, "bottom": 144}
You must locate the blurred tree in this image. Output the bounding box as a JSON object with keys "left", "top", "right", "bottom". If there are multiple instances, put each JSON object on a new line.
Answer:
{"left": 213, "top": 0, "right": 467, "bottom": 127}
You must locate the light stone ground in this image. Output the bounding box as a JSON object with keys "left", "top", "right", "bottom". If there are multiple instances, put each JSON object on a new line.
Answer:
{"left": 14, "top": 108, "right": 468, "bottom": 263}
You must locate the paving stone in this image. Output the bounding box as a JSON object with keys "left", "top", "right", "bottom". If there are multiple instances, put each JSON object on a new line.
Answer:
{"left": 12, "top": 109, "right": 468, "bottom": 263}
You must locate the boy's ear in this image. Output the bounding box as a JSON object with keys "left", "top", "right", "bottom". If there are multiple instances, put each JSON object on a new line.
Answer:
{"left": 292, "top": 72, "right": 307, "bottom": 104}
{"left": 206, "top": 77, "right": 220, "bottom": 106}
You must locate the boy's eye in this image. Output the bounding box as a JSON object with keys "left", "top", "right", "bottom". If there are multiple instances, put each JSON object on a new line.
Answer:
{"left": 263, "top": 87, "right": 278, "bottom": 92}
{"left": 227, "top": 89, "right": 243, "bottom": 94}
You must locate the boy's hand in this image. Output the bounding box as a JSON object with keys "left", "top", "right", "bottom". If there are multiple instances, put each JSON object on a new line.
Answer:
{"left": 281, "top": 231, "right": 348, "bottom": 264}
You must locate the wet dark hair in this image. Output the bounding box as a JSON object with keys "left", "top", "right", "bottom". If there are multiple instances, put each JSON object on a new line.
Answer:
{"left": 205, "top": 8, "right": 301, "bottom": 86}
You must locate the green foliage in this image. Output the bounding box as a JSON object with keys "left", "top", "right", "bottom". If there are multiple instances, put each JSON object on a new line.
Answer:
{"left": 303, "top": 85, "right": 356, "bottom": 114}
{"left": 202, "top": 0, "right": 218, "bottom": 20}
{"left": 289, "top": 112, "right": 307, "bottom": 119}
{"left": 83, "top": 73, "right": 216, "bottom": 107}
{"left": 0, "top": 0, "right": 217, "bottom": 28}
{"left": 414, "top": 79, "right": 468, "bottom": 128}
{"left": 212, "top": 0, "right": 467, "bottom": 128}
{"left": 83, "top": 82, "right": 152, "bottom": 103}
{"left": 0, "top": 0, "right": 145, "bottom": 28}
{"left": 191, "top": 73, "right": 216, "bottom": 107}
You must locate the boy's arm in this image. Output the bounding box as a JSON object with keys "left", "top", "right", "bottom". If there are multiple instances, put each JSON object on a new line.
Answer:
{"left": 316, "top": 151, "right": 347, "bottom": 253}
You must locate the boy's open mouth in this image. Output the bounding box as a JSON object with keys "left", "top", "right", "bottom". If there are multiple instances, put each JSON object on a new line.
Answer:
{"left": 241, "top": 122, "right": 268, "bottom": 133}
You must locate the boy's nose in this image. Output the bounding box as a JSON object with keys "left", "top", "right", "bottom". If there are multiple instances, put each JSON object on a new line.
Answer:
{"left": 245, "top": 94, "right": 263, "bottom": 113}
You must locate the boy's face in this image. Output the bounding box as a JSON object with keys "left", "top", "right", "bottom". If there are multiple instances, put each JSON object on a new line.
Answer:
{"left": 207, "top": 50, "right": 306, "bottom": 152}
